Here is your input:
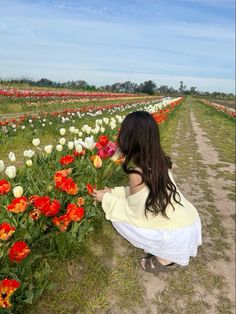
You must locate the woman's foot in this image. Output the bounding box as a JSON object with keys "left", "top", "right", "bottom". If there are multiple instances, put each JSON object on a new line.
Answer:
{"left": 140, "top": 255, "right": 177, "bottom": 273}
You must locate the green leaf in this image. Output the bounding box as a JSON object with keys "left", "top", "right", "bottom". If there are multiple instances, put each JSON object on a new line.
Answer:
{"left": 23, "top": 290, "right": 34, "bottom": 304}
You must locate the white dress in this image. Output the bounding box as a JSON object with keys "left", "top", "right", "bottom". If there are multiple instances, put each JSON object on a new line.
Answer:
{"left": 102, "top": 171, "right": 202, "bottom": 266}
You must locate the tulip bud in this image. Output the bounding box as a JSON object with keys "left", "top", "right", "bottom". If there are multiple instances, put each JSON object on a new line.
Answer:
{"left": 0, "top": 160, "right": 4, "bottom": 172}
{"left": 59, "top": 138, "right": 66, "bottom": 145}
{"left": 8, "top": 152, "right": 16, "bottom": 162}
{"left": 23, "top": 149, "right": 35, "bottom": 158}
{"left": 32, "top": 138, "right": 40, "bottom": 146}
{"left": 13, "top": 186, "right": 23, "bottom": 197}
{"left": 5, "top": 166, "right": 16, "bottom": 179}
{"left": 26, "top": 159, "right": 32, "bottom": 167}
{"left": 111, "top": 148, "right": 123, "bottom": 162}
{"left": 56, "top": 144, "right": 63, "bottom": 152}
{"left": 75, "top": 144, "right": 83, "bottom": 153}
{"left": 44, "top": 145, "right": 53, "bottom": 154}
{"left": 59, "top": 128, "right": 66, "bottom": 136}
{"left": 93, "top": 155, "right": 102, "bottom": 169}
{"left": 68, "top": 141, "right": 74, "bottom": 150}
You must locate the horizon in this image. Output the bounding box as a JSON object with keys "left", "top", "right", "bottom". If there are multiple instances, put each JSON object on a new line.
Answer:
{"left": 0, "top": 0, "right": 235, "bottom": 93}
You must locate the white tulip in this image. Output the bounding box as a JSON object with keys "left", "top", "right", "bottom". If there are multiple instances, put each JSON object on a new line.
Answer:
{"left": 21, "top": 125, "right": 25, "bottom": 130}
{"left": 8, "top": 152, "right": 16, "bottom": 162}
{"left": 44, "top": 145, "right": 53, "bottom": 154}
{"left": 26, "top": 159, "right": 33, "bottom": 167}
{"left": 68, "top": 141, "right": 74, "bottom": 150}
{"left": 75, "top": 144, "right": 83, "bottom": 153}
{"left": 79, "top": 136, "right": 95, "bottom": 150}
{"left": 59, "top": 138, "right": 66, "bottom": 145}
{"left": 23, "top": 149, "right": 35, "bottom": 158}
{"left": 56, "top": 144, "right": 63, "bottom": 152}
{"left": 32, "top": 138, "right": 40, "bottom": 146}
{"left": 0, "top": 160, "right": 4, "bottom": 172}
{"left": 13, "top": 186, "right": 24, "bottom": 197}
{"left": 81, "top": 125, "right": 89, "bottom": 132}
{"left": 78, "top": 131, "right": 83, "bottom": 137}
{"left": 5, "top": 165, "right": 16, "bottom": 179}
{"left": 103, "top": 118, "right": 109, "bottom": 125}
{"left": 101, "top": 127, "right": 105, "bottom": 133}
{"left": 69, "top": 126, "right": 76, "bottom": 133}
{"left": 59, "top": 128, "right": 66, "bottom": 136}
{"left": 85, "top": 127, "right": 91, "bottom": 135}
{"left": 111, "top": 148, "right": 123, "bottom": 162}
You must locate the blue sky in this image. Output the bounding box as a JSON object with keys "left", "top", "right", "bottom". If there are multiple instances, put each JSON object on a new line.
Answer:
{"left": 0, "top": 0, "right": 235, "bottom": 92}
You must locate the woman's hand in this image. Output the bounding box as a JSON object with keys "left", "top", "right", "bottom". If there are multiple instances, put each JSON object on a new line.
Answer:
{"left": 92, "top": 189, "right": 107, "bottom": 202}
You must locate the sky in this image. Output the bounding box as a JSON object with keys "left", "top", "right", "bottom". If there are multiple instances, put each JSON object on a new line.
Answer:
{"left": 0, "top": 0, "right": 235, "bottom": 92}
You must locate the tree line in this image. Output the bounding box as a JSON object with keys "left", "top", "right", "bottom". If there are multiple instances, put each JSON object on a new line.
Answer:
{"left": 0, "top": 78, "right": 234, "bottom": 98}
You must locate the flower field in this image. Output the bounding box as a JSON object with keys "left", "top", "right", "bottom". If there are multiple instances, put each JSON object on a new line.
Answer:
{"left": 198, "top": 99, "right": 236, "bottom": 118}
{"left": 0, "top": 87, "right": 160, "bottom": 115}
{"left": 0, "top": 90, "right": 183, "bottom": 312}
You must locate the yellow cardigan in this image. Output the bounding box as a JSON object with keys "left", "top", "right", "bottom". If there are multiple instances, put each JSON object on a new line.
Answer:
{"left": 102, "top": 183, "right": 200, "bottom": 231}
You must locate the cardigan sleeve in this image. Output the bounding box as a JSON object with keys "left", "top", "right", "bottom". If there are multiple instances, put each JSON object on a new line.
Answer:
{"left": 102, "top": 192, "right": 131, "bottom": 222}
{"left": 111, "top": 186, "right": 130, "bottom": 197}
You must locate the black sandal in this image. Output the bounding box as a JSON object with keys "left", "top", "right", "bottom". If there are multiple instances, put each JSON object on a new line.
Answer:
{"left": 140, "top": 255, "right": 177, "bottom": 273}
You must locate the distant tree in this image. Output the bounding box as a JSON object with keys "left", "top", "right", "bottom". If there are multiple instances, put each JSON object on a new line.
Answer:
{"left": 37, "top": 78, "right": 54, "bottom": 86}
{"left": 141, "top": 80, "right": 156, "bottom": 95}
{"left": 179, "top": 81, "right": 186, "bottom": 94}
{"left": 189, "top": 86, "right": 197, "bottom": 95}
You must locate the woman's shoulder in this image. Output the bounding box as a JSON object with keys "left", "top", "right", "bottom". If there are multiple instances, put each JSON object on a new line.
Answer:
{"left": 129, "top": 167, "right": 146, "bottom": 195}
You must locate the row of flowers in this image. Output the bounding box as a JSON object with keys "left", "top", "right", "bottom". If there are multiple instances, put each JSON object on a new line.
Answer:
{"left": 0, "top": 97, "right": 183, "bottom": 311}
{"left": 22, "top": 95, "right": 151, "bottom": 110}
{"left": 1, "top": 98, "right": 181, "bottom": 169}
{"left": 199, "top": 99, "right": 236, "bottom": 118}
{"left": 0, "top": 98, "right": 161, "bottom": 128}
{"left": 0, "top": 89, "right": 139, "bottom": 98}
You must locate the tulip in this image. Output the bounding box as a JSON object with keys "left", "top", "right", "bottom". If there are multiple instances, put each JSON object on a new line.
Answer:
{"left": 75, "top": 144, "right": 83, "bottom": 153}
{"left": 23, "top": 149, "right": 35, "bottom": 158}
{"left": 85, "top": 127, "right": 91, "bottom": 135}
{"left": 8, "top": 152, "right": 16, "bottom": 162}
{"left": 103, "top": 118, "right": 109, "bottom": 124}
{"left": 59, "top": 128, "right": 66, "bottom": 135}
{"left": 13, "top": 186, "right": 24, "bottom": 198}
{"left": 5, "top": 166, "right": 16, "bottom": 179}
{"left": 26, "top": 159, "right": 32, "bottom": 167}
{"left": 0, "top": 160, "right": 4, "bottom": 172}
{"left": 68, "top": 141, "right": 74, "bottom": 150}
{"left": 92, "top": 155, "right": 102, "bottom": 169}
{"left": 59, "top": 138, "right": 66, "bottom": 145}
{"left": 69, "top": 126, "right": 76, "bottom": 133}
{"left": 111, "top": 148, "right": 123, "bottom": 162}
{"left": 79, "top": 136, "right": 95, "bottom": 151}
{"left": 32, "top": 138, "right": 40, "bottom": 146}
{"left": 56, "top": 144, "right": 63, "bottom": 152}
{"left": 44, "top": 145, "right": 53, "bottom": 154}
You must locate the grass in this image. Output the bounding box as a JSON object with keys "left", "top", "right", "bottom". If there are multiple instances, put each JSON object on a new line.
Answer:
{"left": 24, "top": 221, "right": 144, "bottom": 314}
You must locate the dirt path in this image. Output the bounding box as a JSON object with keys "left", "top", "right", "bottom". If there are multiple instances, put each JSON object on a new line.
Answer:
{"left": 138, "top": 99, "right": 235, "bottom": 313}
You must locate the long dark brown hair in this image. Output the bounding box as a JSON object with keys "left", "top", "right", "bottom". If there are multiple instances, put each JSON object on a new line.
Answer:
{"left": 117, "top": 111, "right": 182, "bottom": 217}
